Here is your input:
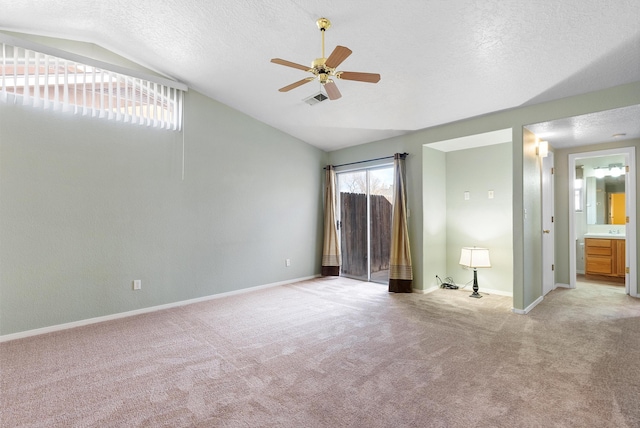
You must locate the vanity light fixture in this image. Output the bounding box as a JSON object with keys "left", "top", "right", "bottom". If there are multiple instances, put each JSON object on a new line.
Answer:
{"left": 593, "top": 163, "right": 625, "bottom": 178}
{"left": 609, "top": 164, "right": 623, "bottom": 178}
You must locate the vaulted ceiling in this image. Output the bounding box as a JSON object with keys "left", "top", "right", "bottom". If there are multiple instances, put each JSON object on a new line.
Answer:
{"left": 2, "top": 0, "right": 639, "bottom": 151}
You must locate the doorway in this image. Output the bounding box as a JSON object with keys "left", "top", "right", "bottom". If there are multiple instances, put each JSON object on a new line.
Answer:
{"left": 569, "top": 147, "right": 637, "bottom": 296}
{"left": 337, "top": 166, "right": 394, "bottom": 283}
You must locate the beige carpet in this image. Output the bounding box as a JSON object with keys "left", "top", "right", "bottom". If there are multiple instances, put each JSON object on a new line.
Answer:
{"left": 1, "top": 277, "right": 639, "bottom": 427}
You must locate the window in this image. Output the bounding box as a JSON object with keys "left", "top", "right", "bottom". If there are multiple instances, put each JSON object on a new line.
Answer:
{"left": 1, "top": 36, "right": 185, "bottom": 130}
{"left": 337, "top": 165, "right": 394, "bottom": 283}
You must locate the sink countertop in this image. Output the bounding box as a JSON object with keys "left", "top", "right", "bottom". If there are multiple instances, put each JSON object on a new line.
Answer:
{"left": 584, "top": 233, "right": 625, "bottom": 240}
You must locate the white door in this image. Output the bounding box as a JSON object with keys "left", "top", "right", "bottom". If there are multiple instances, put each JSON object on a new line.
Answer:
{"left": 542, "top": 152, "right": 555, "bottom": 295}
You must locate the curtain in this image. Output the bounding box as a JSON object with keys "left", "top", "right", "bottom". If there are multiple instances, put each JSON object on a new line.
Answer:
{"left": 322, "top": 165, "right": 341, "bottom": 276}
{"left": 389, "top": 153, "right": 413, "bottom": 292}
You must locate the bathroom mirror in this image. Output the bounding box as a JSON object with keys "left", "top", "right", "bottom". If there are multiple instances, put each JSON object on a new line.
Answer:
{"left": 585, "top": 176, "right": 625, "bottom": 224}
{"left": 581, "top": 156, "right": 626, "bottom": 225}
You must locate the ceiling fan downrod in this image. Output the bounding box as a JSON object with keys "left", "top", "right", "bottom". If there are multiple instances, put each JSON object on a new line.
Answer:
{"left": 316, "top": 18, "right": 331, "bottom": 59}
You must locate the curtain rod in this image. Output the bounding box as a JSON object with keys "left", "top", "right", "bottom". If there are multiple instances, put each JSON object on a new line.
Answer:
{"left": 325, "top": 152, "right": 409, "bottom": 169}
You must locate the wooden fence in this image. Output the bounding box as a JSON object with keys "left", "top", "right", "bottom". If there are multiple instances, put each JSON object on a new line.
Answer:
{"left": 340, "top": 192, "right": 392, "bottom": 278}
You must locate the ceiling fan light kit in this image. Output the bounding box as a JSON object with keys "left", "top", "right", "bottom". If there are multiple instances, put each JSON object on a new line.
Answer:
{"left": 271, "top": 18, "right": 380, "bottom": 101}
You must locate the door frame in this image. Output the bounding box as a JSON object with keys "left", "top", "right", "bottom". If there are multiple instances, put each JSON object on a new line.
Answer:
{"left": 542, "top": 151, "right": 555, "bottom": 295}
{"left": 568, "top": 147, "right": 637, "bottom": 296}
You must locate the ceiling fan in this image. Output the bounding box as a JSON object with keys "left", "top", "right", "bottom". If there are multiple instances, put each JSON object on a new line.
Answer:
{"left": 270, "top": 18, "right": 381, "bottom": 100}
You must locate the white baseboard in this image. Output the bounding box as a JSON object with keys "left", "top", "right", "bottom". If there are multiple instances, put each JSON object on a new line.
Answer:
{"left": 454, "top": 284, "right": 513, "bottom": 297}
{"left": 414, "top": 286, "right": 440, "bottom": 294}
{"left": 0, "top": 275, "right": 319, "bottom": 343}
{"left": 555, "top": 283, "right": 572, "bottom": 289}
{"left": 414, "top": 285, "right": 512, "bottom": 297}
{"left": 477, "top": 287, "right": 513, "bottom": 297}
{"left": 512, "top": 295, "right": 544, "bottom": 315}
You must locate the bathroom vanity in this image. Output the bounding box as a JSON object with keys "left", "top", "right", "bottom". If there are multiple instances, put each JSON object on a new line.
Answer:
{"left": 584, "top": 235, "right": 626, "bottom": 281}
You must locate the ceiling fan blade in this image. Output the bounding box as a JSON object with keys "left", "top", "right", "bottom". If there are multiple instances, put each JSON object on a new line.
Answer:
{"left": 271, "top": 58, "right": 311, "bottom": 72}
{"left": 337, "top": 71, "right": 381, "bottom": 83}
{"left": 324, "top": 81, "right": 342, "bottom": 100}
{"left": 325, "top": 46, "right": 352, "bottom": 69}
{"left": 278, "top": 77, "right": 314, "bottom": 92}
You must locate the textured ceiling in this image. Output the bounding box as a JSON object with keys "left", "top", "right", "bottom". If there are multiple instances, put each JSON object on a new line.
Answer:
{"left": 1, "top": 0, "right": 639, "bottom": 151}
{"left": 526, "top": 105, "right": 640, "bottom": 149}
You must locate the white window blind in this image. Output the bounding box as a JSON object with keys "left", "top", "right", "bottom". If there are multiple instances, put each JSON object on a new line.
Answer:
{"left": 0, "top": 36, "right": 185, "bottom": 131}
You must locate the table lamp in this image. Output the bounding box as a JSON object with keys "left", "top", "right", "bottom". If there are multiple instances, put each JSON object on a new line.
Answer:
{"left": 459, "top": 247, "right": 491, "bottom": 298}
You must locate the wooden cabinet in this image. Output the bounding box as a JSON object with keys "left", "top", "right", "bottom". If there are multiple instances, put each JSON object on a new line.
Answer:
{"left": 585, "top": 238, "right": 625, "bottom": 280}
{"left": 585, "top": 239, "right": 613, "bottom": 275}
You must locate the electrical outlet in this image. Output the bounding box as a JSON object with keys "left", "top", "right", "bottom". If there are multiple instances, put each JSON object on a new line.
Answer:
{"left": 285, "top": 259, "right": 291, "bottom": 267}
{"left": 464, "top": 191, "right": 470, "bottom": 200}
{"left": 133, "top": 280, "right": 141, "bottom": 290}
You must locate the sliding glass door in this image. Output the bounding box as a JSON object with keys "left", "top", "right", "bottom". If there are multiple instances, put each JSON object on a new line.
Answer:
{"left": 337, "top": 166, "right": 394, "bottom": 283}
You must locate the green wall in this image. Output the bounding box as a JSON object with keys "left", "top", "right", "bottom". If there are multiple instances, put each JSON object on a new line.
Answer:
{"left": 329, "top": 81, "right": 640, "bottom": 310}
{"left": 0, "top": 90, "right": 327, "bottom": 336}
{"left": 422, "top": 147, "right": 447, "bottom": 290}
{"left": 420, "top": 143, "right": 513, "bottom": 294}
{"left": 445, "top": 143, "right": 513, "bottom": 294}
{"left": 1, "top": 33, "right": 638, "bottom": 336}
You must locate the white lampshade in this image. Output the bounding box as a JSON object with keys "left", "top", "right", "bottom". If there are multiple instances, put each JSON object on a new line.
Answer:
{"left": 459, "top": 247, "right": 491, "bottom": 268}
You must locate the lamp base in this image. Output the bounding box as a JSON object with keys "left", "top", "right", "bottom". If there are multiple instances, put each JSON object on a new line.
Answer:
{"left": 469, "top": 268, "right": 482, "bottom": 298}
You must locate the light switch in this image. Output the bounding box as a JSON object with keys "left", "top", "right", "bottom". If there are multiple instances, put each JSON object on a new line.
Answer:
{"left": 488, "top": 190, "right": 494, "bottom": 199}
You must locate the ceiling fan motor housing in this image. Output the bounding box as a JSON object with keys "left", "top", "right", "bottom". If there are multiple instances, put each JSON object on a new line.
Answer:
{"left": 311, "top": 58, "right": 334, "bottom": 85}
